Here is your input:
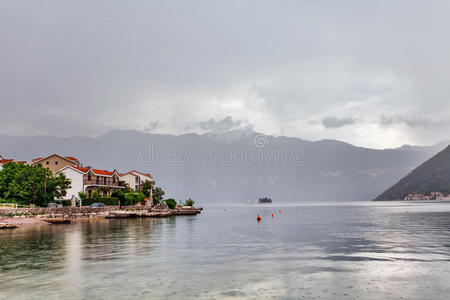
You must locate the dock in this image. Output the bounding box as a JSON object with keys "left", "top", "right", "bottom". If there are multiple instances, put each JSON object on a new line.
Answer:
{"left": 106, "top": 207, "right": 202, "bottom": 219}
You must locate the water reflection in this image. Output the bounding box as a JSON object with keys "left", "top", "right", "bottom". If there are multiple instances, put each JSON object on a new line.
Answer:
{"left": 0, "top": 203, "right": 449, "bottom": 299}
{"left": 0, "top": 225, "right": 66, "bottom": 272}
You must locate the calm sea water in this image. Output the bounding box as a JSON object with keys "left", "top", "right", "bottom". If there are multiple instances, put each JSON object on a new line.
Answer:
{"left": 1, "top": 202, "right": 450, "bottom": 299}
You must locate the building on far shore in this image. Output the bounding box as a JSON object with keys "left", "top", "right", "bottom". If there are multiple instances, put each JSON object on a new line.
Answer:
{"left": 404, "top": 192, "right": 450, "bottom": 201}
{"left": 60, "top": 165, "right": 123, "bottom": 199}
{"left": 31, "top": 154, "right": 80, "bottom": 172}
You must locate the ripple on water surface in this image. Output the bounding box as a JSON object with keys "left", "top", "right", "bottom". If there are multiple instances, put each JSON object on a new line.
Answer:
{"left": 1, "top": 202, "right": 450, "bottom": 299}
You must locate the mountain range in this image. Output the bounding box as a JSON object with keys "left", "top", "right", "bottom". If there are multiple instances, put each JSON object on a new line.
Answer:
{"left": 0, "top": 129, "right": 448, "bottom": 203}
{"left": 375, "top": 145, "right": 450, "bottom": 200}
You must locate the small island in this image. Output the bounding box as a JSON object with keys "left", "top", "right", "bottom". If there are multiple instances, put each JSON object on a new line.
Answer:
{"left": 258, "top": 197, "right": 272, "bottom": 204}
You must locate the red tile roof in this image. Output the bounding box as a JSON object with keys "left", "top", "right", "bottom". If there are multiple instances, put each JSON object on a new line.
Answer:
{"left": 32, "top": 155, "right": 79, "bottom": 164}
{"left": 129, "top": 170, "right": 153, "bottom": 179}
{"left": 73, "top": 166, "right": 90, "bottom": 173}
{"left": 65, "top": 156, "right": 79, "bottom": 162}
{"left": 0, "top": 159, "right": 14, "bottom": 164}
{"left": 16, "top": 161, "right": 27, "bottom": 164}
{"left": 92, "top": 169, "right": 115, "bottom": 176}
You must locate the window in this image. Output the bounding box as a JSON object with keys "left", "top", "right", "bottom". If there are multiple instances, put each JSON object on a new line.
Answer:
{"left": 135, "top": 177, "right": 139, "bottom": 183}
{"left": 38, "top": 163, "right": 42, "bottom": 167}
{"left": 135, "top": 185, "right": 139, "bottom": 191}
{"left": 88, "top": 174, "right": 91, "bottom": 181}
{"left": 46, "top": 161, "right": 49, "bottom": 165}
{"left": 103, "top": 177, "right": 106, "bottom": 185}
{"left": 96, "top": 176, "right": 99, "bottom": 184}
{"left": 113, "top": 176, "right": 116, "bottom": 184}
{"left": 55, "top": 161, "right": 58, "bottom": 165}
{"left": 88, "top": 190, "right": 92, "bottom": 197}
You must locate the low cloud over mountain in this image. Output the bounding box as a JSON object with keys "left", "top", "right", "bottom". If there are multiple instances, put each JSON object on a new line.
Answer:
{"left": 1, "top": 130, "right": 447, "bottom": 203}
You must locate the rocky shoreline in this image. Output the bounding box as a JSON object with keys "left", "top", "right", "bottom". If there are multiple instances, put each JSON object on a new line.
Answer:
{"left": 0, "top": 205, "right": 202, "bottom": 228}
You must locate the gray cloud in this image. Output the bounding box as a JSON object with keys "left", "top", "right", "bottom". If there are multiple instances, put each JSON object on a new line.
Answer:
{"left": 380, "top": 116, "right": 450, "bottom": 129}
{"left": 322, "top": 117, "right": 357, "bottom": 129}
{"left": 144, "top": 121, "right": 162, "bottom": 133}
{"left": 198, "top": 116, "right": 243, "bottom": 133}
{"left": 0, "top": 1, "right": 449, "bottom": 147}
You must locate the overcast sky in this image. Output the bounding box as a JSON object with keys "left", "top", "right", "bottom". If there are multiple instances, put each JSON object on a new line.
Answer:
{"left": 1, "top": 0, "right": 449, "bottom": 149}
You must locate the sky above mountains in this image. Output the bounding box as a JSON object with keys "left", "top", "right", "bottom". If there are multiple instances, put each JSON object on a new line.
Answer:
{"left": 1, "top": 0, "right": 449, "bottom": 149}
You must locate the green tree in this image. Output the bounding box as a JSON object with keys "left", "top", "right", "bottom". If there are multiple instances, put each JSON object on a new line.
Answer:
{"left": 118, "top": 180, "right": 133, "bottom": 193}
{"left": 152, "top": 186, "right": 165, "bottom": 205}
{"left": 0, "top": 162, "right": 71, "bottom": 207}
{"left": 98, "top": 186, "right": 110, "bottom": 196}
{"left": 141, "top": 180, "right": 153, "bottom": 197}
{"left": 111, "top": 189, "right": 125, "bottom": 201}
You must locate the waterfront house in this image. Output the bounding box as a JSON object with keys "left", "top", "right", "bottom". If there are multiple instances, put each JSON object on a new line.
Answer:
{"left": 60, "top": 165, "right": 123, "bottom": 199}
{"left": 119, "top": 170, "right": 154, "bottom": 192}
{"left": 31, "top": 154, "right": 80, "bottom": 172}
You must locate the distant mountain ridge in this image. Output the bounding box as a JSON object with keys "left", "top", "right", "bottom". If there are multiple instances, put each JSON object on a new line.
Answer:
{"left": 375, "top": 145, "right": 450, "bottom": 201}
{"left": 0, "top": 129, "right": 448, "bottom": 203}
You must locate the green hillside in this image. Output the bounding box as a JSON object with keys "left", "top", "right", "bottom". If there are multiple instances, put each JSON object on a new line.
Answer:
{"left": 375, "top": 145, "right": 450, "bottom": 201}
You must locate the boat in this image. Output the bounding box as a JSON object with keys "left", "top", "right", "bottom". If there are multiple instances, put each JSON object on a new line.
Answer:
{"left": 258, "top": 197, "right": 272, "bottom": 204}
{"left": 0, "top": 223, "right": 18, "bottom": 229}
{"left": 42, "top": 218, "right": 71, "bottom": 224}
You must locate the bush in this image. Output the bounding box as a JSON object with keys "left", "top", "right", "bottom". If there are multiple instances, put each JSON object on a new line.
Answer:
{"left": 78, "top": 192, "right": 87, "bottom": 200}
{"left": 124, "top": 192, "right": 145, "bottom": 205}
{"left": 92, "top": 190, "right": 100, "bottom": 201}
{"left": 164, "top": 198, "right": 177, "bottom": 209}
{"left": 112, "top": 189, "right": 126, "bottom": 201}
{"left": 60, "top": 200, "right": 72, "bottom": 206}
{"left": 184, "top": 198, "right": 195, "bottom": 207}
{"left": 81, "top": 197, "right": 119, "bottom": 206}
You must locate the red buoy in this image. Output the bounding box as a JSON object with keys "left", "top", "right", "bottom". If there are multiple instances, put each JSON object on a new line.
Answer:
{"left": 272, "top": 213, "right": 274, "bottom": 218}
{"left": 257, "top": 214, "right": 261, "bottom": 222}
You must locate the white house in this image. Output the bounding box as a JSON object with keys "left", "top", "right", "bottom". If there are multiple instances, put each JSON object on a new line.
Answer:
{"left": 59, "top": 166, "right": 89, "bottom": 200}
{"left": 60, "top": 165, "right": 122, "bottom": 200}
{"left": 119, "top": 170, "right": 154, "bottom": 193}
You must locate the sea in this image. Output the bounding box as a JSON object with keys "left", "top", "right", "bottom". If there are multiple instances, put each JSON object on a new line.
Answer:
{"left": 1, "top": 201, "right": 449, "bottom": 299}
